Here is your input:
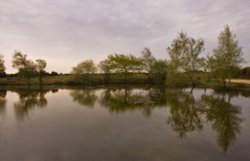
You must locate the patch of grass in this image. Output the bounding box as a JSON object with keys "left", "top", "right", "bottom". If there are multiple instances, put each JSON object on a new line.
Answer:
{"left": 0, "top": 73, "right": 152, "bottom": 86}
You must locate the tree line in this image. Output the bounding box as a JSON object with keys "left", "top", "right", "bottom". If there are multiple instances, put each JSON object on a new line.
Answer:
{"left": 0, "top": 25, "right": 246, "bottom": 87}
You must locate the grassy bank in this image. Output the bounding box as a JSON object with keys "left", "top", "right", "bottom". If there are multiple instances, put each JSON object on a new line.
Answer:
{"left": 1, "top": 73, "right": 250, "bottom": 91}
{"left": 0, "top": 73, "right": 165, "bottom": 86}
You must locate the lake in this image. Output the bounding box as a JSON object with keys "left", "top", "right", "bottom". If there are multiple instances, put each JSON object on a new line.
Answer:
{"left": 0, "top": 87, "right": 250, "bottom": 161}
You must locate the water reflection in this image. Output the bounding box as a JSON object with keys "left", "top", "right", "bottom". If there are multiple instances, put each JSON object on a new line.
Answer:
{"left": 0, "top": 90, "right": 7, "bottom": 117}
{"left": 98, "top": 88, "right": 167, "bottom": 117}
{"left": 166, "top": 88, "right": 243, "bottom": 152}
{"left": 166, "top": 89, "right": 204, "bottom": 138}
{"left": 201, "top": 91, "right": 242, "bottom": 153}
{"left": 9, "top": 87, "right": 246, "bottom": 153}
{"left": 14, "top": 89, "right": 49, "bottom": 120}
{"left": 70, "top": 89, "right": 97, "bottom": 108}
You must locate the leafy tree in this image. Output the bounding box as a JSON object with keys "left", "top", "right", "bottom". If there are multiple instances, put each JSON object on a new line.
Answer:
{"left": 167, "top": 32, "right": 205, "bottom": 87}
{"left": 0, "top": 54, "right": 6, "bottom": 77}
{"left": 166, "top": 62, "right": 183, "bottom": 87}
{"left": 72, "top": 59, "right": 97, "bottom": 74}
{"left": 207, "top": 26, "right": 244, "bottom": 87}
{"left": 51, "top": 71, "right": 58, "bottom": 76}
{"left": 98, "top": 59, "right": 111, "bottom": 74}
{"left": 36, "top": 59, "right": 47, "bottom": 85}
{"left": 242, "top": 67, "right": 250, "bottom": 77}
{"left": 98, "top": 59, "right": 111, "bottom": 84}
{"left": 12, "top": 51, "right": 37, "bottom": 86}
{"left": 151, "top": 59, "right": 168, "bottom": 84}
{"left": 141, "top": 48, "right": 156, "bottom": 82}
{"left": 107, "top": 54, "right": 143, "bottom": 83}
{"left": 71, "top": 59, "right": 97, "bottom": 84}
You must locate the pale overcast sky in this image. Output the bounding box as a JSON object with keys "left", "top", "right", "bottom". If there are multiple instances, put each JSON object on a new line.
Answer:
{"left": 0, "top": 0, "right": 249, "bottom": 73}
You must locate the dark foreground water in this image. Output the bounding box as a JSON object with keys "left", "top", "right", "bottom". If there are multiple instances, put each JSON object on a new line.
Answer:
{"left": 0, "top": 87, "right": 250, "bottom": 161}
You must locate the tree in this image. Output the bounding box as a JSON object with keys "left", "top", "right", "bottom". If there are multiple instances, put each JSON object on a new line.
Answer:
{"left": 167, "top": 32, "right": 205, "bottom": 87}
{"left": 51, "top": 71, "right": 58, "bottom": 76}
{"left": 72, "top": 59, "right": 97, "bottom": 74}
{"left": 0, "top": 54, "right": 6, "bottom": 77}
{"left": 36, "top": 59, "right": 47, "bottom": 85}
{"left": 71, "top": 59, "right": 97, "bottom": 84}
{"left": 151, "top": 59, "right": 168, "bottom": 84}
{"left": 12, "top": 51, "right": 37, "bottom": 86}
{"left": 98, "top": 59, "right": 112, "bottom": 84}
{"left": 207, "top": 25, "right": 244, "bottom": 87}
{"left": 107, "top": 54, "right": 143, "bottom": 83}
{"left": 141, "top": 48, "right": 156, "bottom": 83}
{"left": 242, "top": 67, "right": 250, "bottom": 77}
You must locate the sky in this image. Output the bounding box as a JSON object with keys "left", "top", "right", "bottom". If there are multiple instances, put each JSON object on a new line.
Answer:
{"left": 0, "top": 0, "right": 250, "bottom": 73}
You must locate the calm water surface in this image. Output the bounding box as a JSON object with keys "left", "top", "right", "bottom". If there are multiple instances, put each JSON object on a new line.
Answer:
{"left": 0, "top": 87, "right": 250, "bottom": 161}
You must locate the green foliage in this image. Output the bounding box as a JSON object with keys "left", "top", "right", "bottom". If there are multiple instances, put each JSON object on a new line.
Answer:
{"left": 0, "top": 54, "right": 6, "bottom": 76}
{"left": 98, "top": 59, "right": 111, "bottom": 74}
{"left": 12, "top": 51, "right": 37, "bottom": 86}
{"left": 72, "top": 59, "right": 97, "bottom": 74}
{"left": 107, "top": 54, "right": 143, "bottom": 82}
{"left": 206, "top": 25, "right": 244, "bottom": 87}
{"left": 151, "top": 59, "right": 168, "bottom": 84}
{"left": 141, "top": 48, "right": 156, "bottom": 73}
{"left": 36, "top": 59, "right": 47, "bottom": 85}
{"left": 71, "top": 60, "right": 97, "bottom": 85}
{"left": 167, "top": 32, "right": 205, "bottom": 87}
{"left": 51, "top": 71, "right": 59, "bottom": 76}
{"left": 141, "top": 48, "right": 156, "bottom": 83}
{"left": 241, "top": 67, "right": 250, "bottom": 78}
{"left": 1, "top": 26, "right": 246, "bottom": 87}
{"left": 107, "top": 54, "right": 143, "bottom": 73}
{"left": 98, "top": 59, "right": 112, "bottom": 84}
{"left": 36, "top": 59, "right": 47, "bottom": 73}
{"left": 166, "top": 62, "right": 188, "bottom": 87}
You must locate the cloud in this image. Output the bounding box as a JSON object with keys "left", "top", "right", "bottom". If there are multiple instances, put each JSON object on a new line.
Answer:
{"left": 0, "top": 0, "right": 250, "bottom": 73}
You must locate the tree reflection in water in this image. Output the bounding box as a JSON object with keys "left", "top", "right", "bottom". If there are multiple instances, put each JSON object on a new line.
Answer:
{"left": 14, "top": 89, "right": 49, "bottom": 120}
{"left": 166, "top": 89, "right": 204, "bottom": 138}
{"left": 0, "top": 90, "right": 7, "bottom": 135}
{"left": 201, "top": 91, "right": 242, "bottom": 153}
{"left": 166, "top": 88, "right": 242, "bottom": 153}
{"left": 0, "top": 90, "right": 7, "bottom": 117}
{"left": 68, "top": 87, "right": 244, "bottom": 153}
{"left": 70, "top": 89, "right": 98, "bottom": 108}
{"left": 98, "top": 87, "right": 167, "bottom": 117}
